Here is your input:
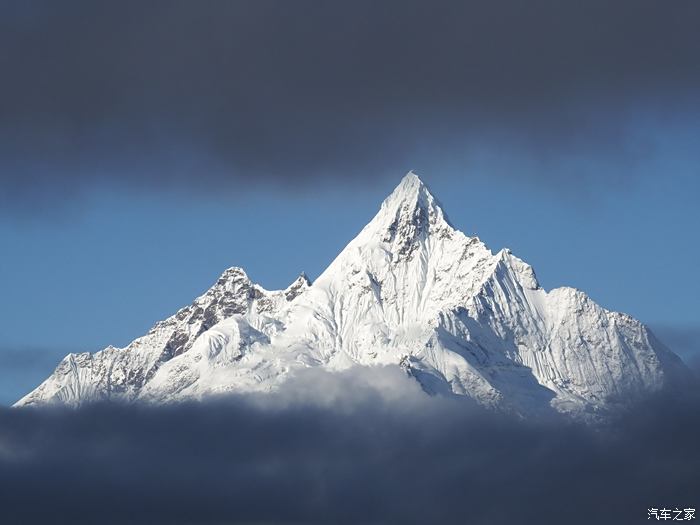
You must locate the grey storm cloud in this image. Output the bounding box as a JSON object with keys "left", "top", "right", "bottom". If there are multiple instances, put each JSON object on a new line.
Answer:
{"left": 0, "top": 366, "right": 699, "bottom": 525}
{"left": 1, "top": 0, "right": 699, "bottom": 209}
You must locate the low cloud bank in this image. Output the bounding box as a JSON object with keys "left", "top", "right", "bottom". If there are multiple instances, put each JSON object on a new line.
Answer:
{"left": 0, "top": 367, "right": 698, "bottom": 525}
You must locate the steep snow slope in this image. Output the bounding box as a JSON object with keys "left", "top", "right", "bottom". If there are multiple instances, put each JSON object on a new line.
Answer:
{"left": 17, "top": 172, "right": 688, "bottom": 416}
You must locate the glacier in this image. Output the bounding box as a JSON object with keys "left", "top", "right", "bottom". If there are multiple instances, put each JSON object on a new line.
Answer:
{"left": 16, "top": 172, "right": 689, "bottom": 417}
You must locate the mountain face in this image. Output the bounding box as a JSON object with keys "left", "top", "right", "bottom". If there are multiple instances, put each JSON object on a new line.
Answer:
{"left": 16, "top": 173, "right": 688, "bottom": 417}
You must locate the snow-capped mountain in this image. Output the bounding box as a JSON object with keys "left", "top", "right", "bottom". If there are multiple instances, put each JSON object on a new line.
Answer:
{"left": 16, "top": 172, "right": 688, "bottom": 416}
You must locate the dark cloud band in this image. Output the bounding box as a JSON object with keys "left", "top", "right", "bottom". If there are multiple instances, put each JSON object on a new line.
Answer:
{"left": 1, "top": 0, "right": 699, "bottom": 210}
{"left": 0, "top": 368, "right": 698, "bottom": 525}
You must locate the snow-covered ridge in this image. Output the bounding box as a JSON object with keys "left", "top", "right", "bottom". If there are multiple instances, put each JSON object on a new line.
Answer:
{"left": 16, "top": 267, "right": 310, "bottom": 406}
{"left": 16, "top": 172, "right": 689, "bottom": 417}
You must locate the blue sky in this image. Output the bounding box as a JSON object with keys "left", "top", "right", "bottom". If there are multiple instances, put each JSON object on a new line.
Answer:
{"left": 2, "top": 130, "right": 699, "bottom": 404}
{"left": 1, "top": 1, "right": 700, "bottom": 404}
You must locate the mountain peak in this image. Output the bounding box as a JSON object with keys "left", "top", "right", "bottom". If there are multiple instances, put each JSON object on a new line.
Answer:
{"left": 215, "top": 266, "right": 250, "bottom": 286}
{"left": 383, "top": 171, "right": 433, "bottom": 208}
{"left": 394, "top": 169, "right": 423, "bottom": 191}
{"left": 364, "top": 171, "right": 453, "bottom": 252}
{"left": 285, "top": 272, "right": 311, "bottom": 301}
{"left": 383, "top": 171, "right": 449, "bottom": 219}
{"left": 17, "top": 169, "right": 688, "bottom": 419}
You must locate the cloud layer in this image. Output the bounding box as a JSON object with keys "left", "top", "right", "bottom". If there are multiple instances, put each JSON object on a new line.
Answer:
{"left": 2, "top": 0, "right": 699, "bottom": 209}
{"left": 1, "top": 367, "right": 698, "bottom": 525}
